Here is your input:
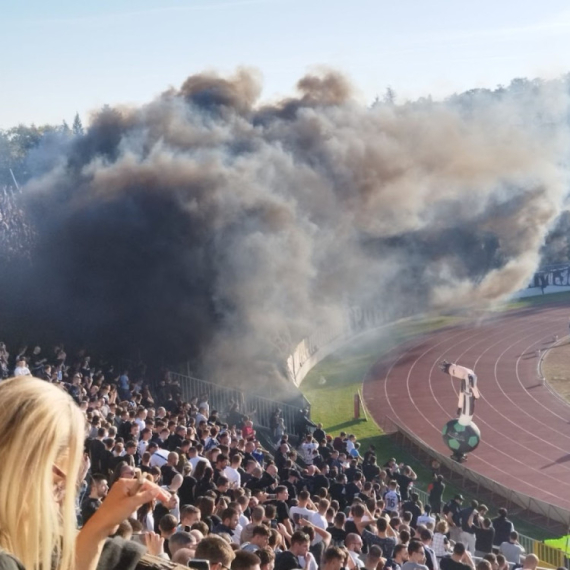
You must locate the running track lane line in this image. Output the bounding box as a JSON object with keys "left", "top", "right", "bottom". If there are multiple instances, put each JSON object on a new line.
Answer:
{"left": 363, "top": 307, "right": 570, "bottom": 511}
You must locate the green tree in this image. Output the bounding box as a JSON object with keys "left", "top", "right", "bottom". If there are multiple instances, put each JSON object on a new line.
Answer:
{"left": 383, "top": 86, "right": 396, "bottom": 104}
{"left": 72, "top": 113, "right": 84, "bottom": 136}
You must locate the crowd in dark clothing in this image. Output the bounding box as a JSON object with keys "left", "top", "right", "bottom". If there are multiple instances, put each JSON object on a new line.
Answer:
{"left": 1, "top": 341, "right": 533, "bottom": 570}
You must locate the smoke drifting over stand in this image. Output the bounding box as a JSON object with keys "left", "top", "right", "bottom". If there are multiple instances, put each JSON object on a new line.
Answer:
{"left": 5, "top": 70, "right": 569, "bottom": 385}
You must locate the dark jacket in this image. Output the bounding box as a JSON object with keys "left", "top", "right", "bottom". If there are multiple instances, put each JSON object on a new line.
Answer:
{"left": 492, "top": 515, "right": 514, "bottom": 546}
{"left": 275, "top": 550, "right": 303, "bottom": 570}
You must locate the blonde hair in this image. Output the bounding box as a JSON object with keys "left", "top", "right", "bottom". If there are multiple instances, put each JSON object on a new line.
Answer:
{"left": 0, "top": 377, "right": 85, "bottom": 570}
{"left": 436, "top": 520, "right": 448, "bottom": 533}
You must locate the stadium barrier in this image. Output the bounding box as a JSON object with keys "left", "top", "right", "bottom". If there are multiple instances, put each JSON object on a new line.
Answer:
{"left": 169, "top": 371, "right": 304, "bottom": 435}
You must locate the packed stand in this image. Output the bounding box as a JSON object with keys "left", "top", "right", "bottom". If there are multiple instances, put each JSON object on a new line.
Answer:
{"left": 0, "top": 185, "right": 35, "bottom": 260}
{"left": 0, "top": 342, "right": 541, "bottom": 570}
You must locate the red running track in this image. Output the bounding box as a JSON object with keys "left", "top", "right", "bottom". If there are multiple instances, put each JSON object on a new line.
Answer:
{"left": 363, "top": 304, "right": 570, "bottom": 513}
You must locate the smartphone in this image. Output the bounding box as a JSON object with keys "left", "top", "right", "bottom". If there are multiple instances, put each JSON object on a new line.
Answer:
{"left": 189, "top": 559, "right": 210, "bottom": 570}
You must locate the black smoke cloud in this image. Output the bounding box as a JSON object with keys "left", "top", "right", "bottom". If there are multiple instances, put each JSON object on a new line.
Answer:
{"left": 3, "top": 70, "right": 568, "bottom": 385}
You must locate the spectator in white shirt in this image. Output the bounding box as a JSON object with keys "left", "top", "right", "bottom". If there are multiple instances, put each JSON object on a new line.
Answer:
{"left": 137, "top": 427, "right": 153, "bottom": 456}
{"left": 198, "top": 395, "right": 210, "bottom": 418}
{"left": 500, "top": 531, "right": 525, "bottom": 566}
{"left": 290, "top": 491, "right": 317, "bottom": 529}
{"left": 310, "top": 499, "right": 330, "bottom": 545}
{"left": 223, "top": 454, "right": 242, "bottom": 488}
{"left": 346, "top": 533, "right": 365, "bottom": 568}
{"left": 150, "top": 447, "right": 170, "bottom": 468}
{"left": 300, "top": 434, "right": 318, "bottom": 465}
{"left": 384, "top": 480, "right": 401, "bottom": 514}
{"left": 134, "top": 408, "right": 147, "bottom": 431}
{"left": 188, "top": 447, "right": 211, "bottom": 470}
{"left": 14, "top": 359, "right": 31, "bottom": 377}
{"left": 345, "top": 434, "right": 357, "bottom": 454}
{"left": 195, "top": 407, "right": 208, "bottom": 426}
{"left": 417, "top": 505, "right": 437, "bottom": 528}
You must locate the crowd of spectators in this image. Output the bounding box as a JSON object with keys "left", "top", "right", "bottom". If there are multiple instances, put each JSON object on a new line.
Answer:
{"left": 0, "top": 341, "right": 545, "bottom": 570}
{"left": 0, "top": 185, "right": 34, "bottom": 260}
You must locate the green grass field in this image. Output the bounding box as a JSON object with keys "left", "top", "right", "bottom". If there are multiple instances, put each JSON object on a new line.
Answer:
{"left": 299, "top": 298, "right": 569, "bottom": 541}
{"left": 507, "top": 289, "right": 570, "bottom": 310}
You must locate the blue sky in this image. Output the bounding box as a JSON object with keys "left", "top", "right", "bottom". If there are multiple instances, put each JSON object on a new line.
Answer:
{"left": 2, "top": 0, "right": 570, "bottom": 128}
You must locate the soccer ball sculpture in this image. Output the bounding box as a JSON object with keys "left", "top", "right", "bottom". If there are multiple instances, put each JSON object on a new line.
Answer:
{"left": 442, "top": 419, "right": 480, "bottom": 457}
{"left": 439, "top": 361, "right": 482, "bottom": 462}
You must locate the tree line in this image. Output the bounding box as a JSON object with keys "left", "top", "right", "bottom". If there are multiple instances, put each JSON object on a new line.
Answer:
{"left": 0, "top": 113, "right": 83, "bottom": 187}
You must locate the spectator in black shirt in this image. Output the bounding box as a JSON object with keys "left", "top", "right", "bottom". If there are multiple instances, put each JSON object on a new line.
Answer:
{"left": 395, "top": 466, "right": 417, "bottom": 502}
{"left": 167, "top": 425, "right": 187, "bottom": 451}
{"left": 428, "top": 475, "right": 445, "bottom": 514}
{"left": 100, "top": 438, "right": 116, "bottom": 478}
{"left": 402, "top": 493, "right": 423, "bottom": 529}
{"left": 282, "top": 469, "right": 300, "bottom": 501}
{"left": 313, "top": 465, "right": 330, "bottom": 494}
{"left": 313, "top": 423, "right": 326, "bottom": 444}
{"left": 443, "top": 495, "right": 464, "bottom": 543}
{"left": 492, "top": 509, "right": 514, "bottom": 547}
{"left": 273, "top": 486, "right": 293, "bottom": 534}
{"left": 362, "top": 516, "right": 398, "bottom": 559}
{"left": 328, "top": 512, "right": 348, "bottom": 547}
{"left": 196, "top": 496, "right": 221, "bottom": 532}
{"left": 214, "top": 454, "right": 229, "bottom": 484}
{"left": 460, "top": 501, "right": 479, "bottom": 553}
{"left": 89, "top": 427, "right": 108, "bottom": 474}
{"left": 345, "top": 503, "right": 371, "bottom": 537}
{"left": 81, "top": 474, "right": 108, "bottom": 525}
{"left": 319, "top": 440, "right": 333, "bottom": 462}
{"left": 161, "top": 451, "right": 181, "bottom": 486}
{"left": 345, "top": 459, "right": 360, "bottom": 483}
{"left": 274, "top": 443, "right": 289, "bottom": 473}
{"left": 363, "top": 456, "right": 381, "bottom": 482}
{"left": 258, "top": 464, "right": 278, "bottom": 491}
{"left": 330, "top": 473, "right": 347, "bottom": 511}
{"left": 274, "top": 531, "right": 311, "bottom": 570}
{"left": 212, "top": 507, "right": 240, "bottom": 539}
{"left": 475, "top": 518, "right": 495, "bottom": 557}
{"left": 386, "top": 544, "right": 409, "bottom": 570}
{"left": 179, "top": 469, "right": 198, "bottom": 506}
{"left": 159, "top": 514, "right": 178, "bottom": 558}
{"left": 440, "top": 542, "right": 475, "bottom": 570}
{"left": 345, "top": 472, "right": 363, "bottom": 505}
{"left": 153, "top": 427, "right": 171, "bottom": 449}
{"left": 30, "top": 345, "right": 47, "bottom": 375}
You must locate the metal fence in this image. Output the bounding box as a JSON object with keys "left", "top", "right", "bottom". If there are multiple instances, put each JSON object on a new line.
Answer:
{"left": 169, "top": 371, "right": 304, "bottom": 436}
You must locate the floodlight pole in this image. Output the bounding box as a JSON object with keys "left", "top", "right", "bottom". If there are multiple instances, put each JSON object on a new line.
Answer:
{"left": 9, "top": 169, "right": 20, "bottom": 192}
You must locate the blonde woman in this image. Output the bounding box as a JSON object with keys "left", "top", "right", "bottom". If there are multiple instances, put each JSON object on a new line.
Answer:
{"left": 0, "top": 376, "right": 162, "bottom": 570}
{"left": 433, "top": 520, "right": 451, "bottom": 559}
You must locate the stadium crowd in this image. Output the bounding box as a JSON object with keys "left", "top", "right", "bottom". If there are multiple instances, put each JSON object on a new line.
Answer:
{"left": 0, "top": 342, "right": 542, "bottom": 570}
{"left": 0, "top": 185, "right": 34, "bottom": 260}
